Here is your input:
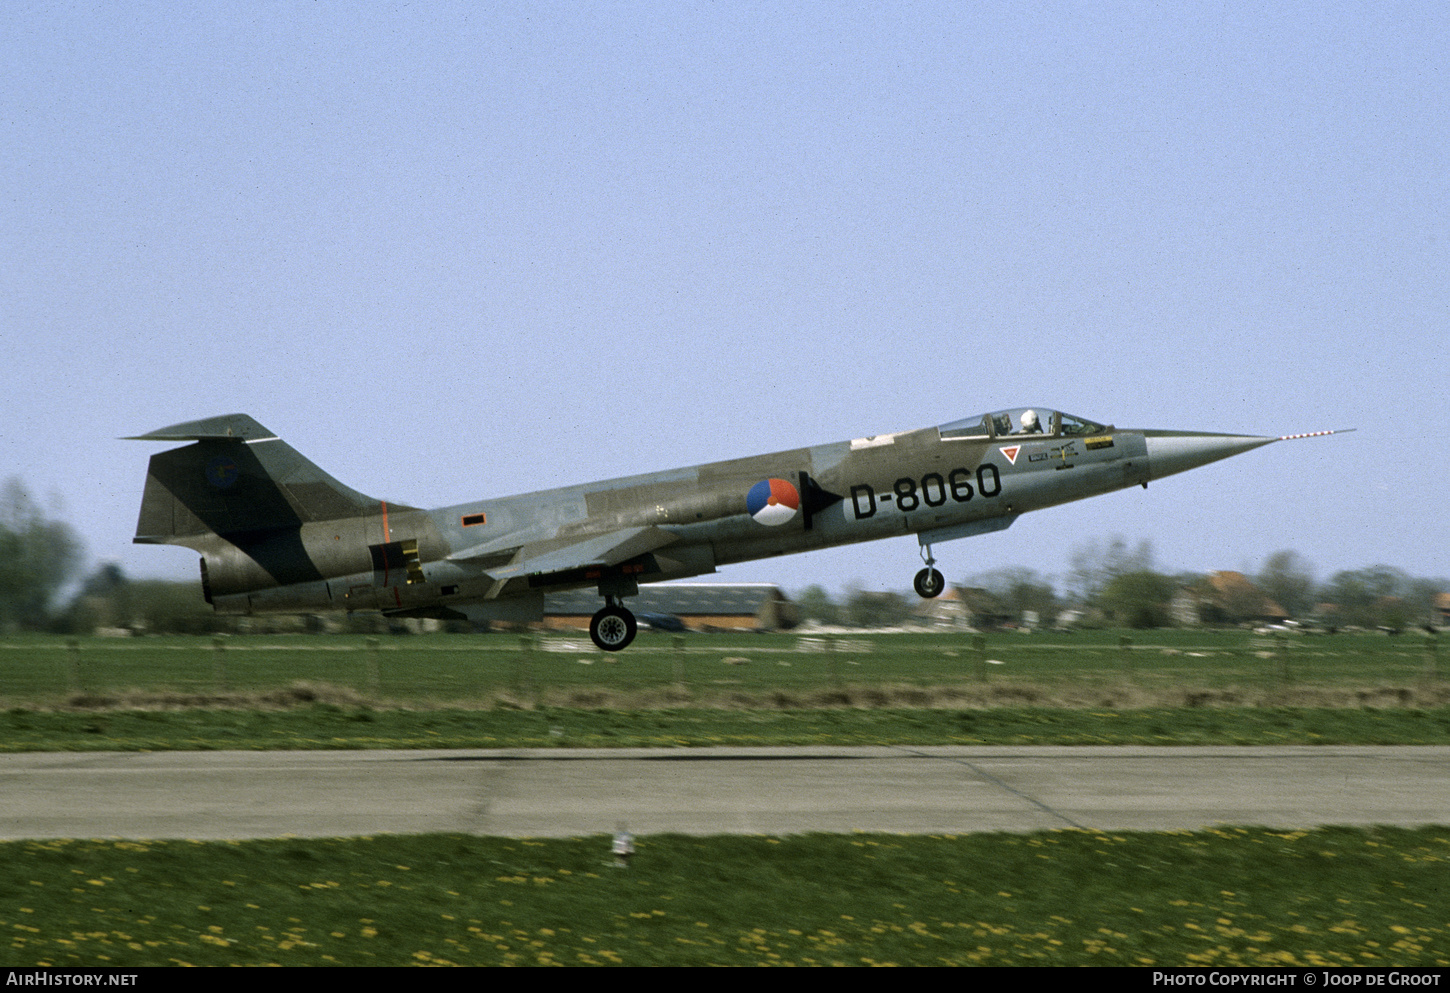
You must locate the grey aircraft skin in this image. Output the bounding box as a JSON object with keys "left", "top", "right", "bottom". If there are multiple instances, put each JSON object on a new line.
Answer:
{"left": 130, "top": 409, "right": 1344, "bottom": 650}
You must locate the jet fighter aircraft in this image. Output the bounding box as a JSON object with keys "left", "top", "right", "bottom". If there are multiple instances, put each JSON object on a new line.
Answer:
{"left": 130, "top": 410, "right": 1345, "bottom": 650}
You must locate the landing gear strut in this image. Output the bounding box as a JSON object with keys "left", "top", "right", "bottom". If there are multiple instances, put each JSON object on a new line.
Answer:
{"left": 589, "top": 598, "right": 638, "bottom": 652}
{"left": 914, "top": 543, "right": 945, "bottom": 599}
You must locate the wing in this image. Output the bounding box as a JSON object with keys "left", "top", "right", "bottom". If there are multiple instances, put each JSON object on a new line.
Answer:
{"left": 451, "top": 525, "right": 679, "bottom": 598}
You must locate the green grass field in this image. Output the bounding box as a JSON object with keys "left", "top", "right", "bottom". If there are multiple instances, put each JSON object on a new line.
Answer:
{"left": 4, "top": 828, "right": 1448, "bottom": 967}
{"left": 2, "top": 629, "right": 1445, "bottom": 751}
{"left": 4, "top": 631, "right": 1447, "bottom": 967}
{"left": 2, "top": 628, "right": 1443, "bottom": 704}
{"left": 4, "top": 704, "right": 1450, "bottom": 752}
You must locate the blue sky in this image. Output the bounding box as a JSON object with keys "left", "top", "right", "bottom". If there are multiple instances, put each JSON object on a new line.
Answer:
{"left": 2, "top": 2, "right": 1446, "bottom": 598}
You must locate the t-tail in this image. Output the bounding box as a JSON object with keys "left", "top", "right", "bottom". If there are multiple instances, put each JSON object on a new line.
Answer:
{"left": 128, "top": 414, "right": 405, "bottom": 609}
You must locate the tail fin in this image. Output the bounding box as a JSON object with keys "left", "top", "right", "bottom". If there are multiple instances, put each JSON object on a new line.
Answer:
{"left": 129, "top": 414, "right": 390, "bottom": 548}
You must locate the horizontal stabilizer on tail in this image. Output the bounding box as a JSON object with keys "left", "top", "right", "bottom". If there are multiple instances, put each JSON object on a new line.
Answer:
{"left": 124, "top": 414, "right": 277, "bottom": 443}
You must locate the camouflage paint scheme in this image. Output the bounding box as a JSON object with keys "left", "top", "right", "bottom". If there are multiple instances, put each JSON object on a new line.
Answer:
{"left": 130, "top": 410, "right": 1339, "bottom": 650}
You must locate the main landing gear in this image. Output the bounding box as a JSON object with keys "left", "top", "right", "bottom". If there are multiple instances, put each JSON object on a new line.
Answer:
{"left": 914, "top": 543, "right": 945, "bottom": 599}
{"left": 589, "top": 597, "right": 638, "bottom": 652}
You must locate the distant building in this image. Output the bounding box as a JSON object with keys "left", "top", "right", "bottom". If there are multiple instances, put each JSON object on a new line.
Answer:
{"left": 912, "top": 586, "right": 1011, "bottom": 630}
{"left": 1174, "top": 571, "right": 1288, "bottom": 626}
{"left": 958, "top": 587, "right": 1015, "bottom": 629}
{"left": 911, "top": 586, "right": 971, "bottom": 628}
{"left": 542, "top": 583, "right": 799, "bottom": 633}
{"left": 1169, "top": 589, "right": 1202, "bottom": 627}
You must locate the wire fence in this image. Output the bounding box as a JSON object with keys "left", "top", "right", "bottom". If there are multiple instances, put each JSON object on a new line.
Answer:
{"left": 0, "top": 629, "right": 1441, "bottom": 705}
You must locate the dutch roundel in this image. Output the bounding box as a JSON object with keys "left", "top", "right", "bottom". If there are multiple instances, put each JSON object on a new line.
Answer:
{"left": 746, "top": 478, "right": 800, "bottom": 526}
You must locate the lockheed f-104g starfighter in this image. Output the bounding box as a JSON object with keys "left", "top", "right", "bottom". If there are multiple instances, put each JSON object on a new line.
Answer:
{"left": 130, "top": 409, "right": 1345, "bottom": 650}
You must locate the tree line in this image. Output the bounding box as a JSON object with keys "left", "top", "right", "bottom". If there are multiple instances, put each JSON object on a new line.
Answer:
{"left": 1, "top": 477, "right": 1445, "bottom": 634}
{"left": 798, "top": 539, "right": 1447, "bottom": 632}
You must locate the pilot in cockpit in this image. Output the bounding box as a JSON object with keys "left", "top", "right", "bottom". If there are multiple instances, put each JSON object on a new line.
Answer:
{"left": 1020, "top": 409, "right": 1044, "bottom": 434}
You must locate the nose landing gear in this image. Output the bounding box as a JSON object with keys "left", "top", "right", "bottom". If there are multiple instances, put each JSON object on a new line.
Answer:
{"left": 914, "top": 543, "right": 945, "bottom": 599}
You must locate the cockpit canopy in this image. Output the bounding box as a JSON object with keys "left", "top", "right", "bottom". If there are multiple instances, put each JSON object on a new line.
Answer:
{"left": 938, "top": 408, "right": 1109, "bottom": 440}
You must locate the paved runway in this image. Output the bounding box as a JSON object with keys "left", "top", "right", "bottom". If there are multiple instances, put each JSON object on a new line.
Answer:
{"left": 2, "top": 746, "right": 1447, "bottom": 840}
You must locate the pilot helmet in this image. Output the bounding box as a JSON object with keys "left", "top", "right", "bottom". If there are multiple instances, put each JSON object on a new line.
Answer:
{"left": 1021, "top": 409, "right": 1039, "bottom": 431}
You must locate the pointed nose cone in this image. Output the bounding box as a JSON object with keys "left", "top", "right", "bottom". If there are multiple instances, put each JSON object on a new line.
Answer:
{"left": 1144, "top": 431, "right": 1277, "bottom": 482}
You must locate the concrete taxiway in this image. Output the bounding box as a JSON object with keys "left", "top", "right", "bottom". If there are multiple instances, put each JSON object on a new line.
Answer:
{"left": 2, "top": 746, "right": 1447, "bottom": 840}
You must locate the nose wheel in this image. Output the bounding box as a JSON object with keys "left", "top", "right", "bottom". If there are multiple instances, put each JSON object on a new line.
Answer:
{"left": 914, "top": 543, "right": 945, "bottom": 599}
{"left": 914, "top": 567, "right": 945, "bottom": 599}
{"left": 590, "top": 602, "right": 638, "bottom": 651}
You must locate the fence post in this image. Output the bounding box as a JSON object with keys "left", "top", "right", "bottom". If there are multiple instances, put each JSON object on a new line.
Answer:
{"left": 66, "top": 638, "right": 82, "bottom": 694}
{"left": 1273, "top": 631, "right": 1291, "bottom": 685}
{"left": 515, "top": 634, "right": 535, "bottom": 697}
{"left": 1118, "top": 633, "right": 1133, "bottom": 678}
{"left": 365, "top": 637, "right": 380, "bottom": 696}
{"left": 211, "top": 634, "right": 228, "bottom": 691}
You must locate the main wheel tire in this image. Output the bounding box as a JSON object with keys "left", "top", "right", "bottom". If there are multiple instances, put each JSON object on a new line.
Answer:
{"left": 914, "top": 567, "right": 945, "bottom": 599}
{"left": 589, "top": 605, "right": 638, "bottom": 652}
